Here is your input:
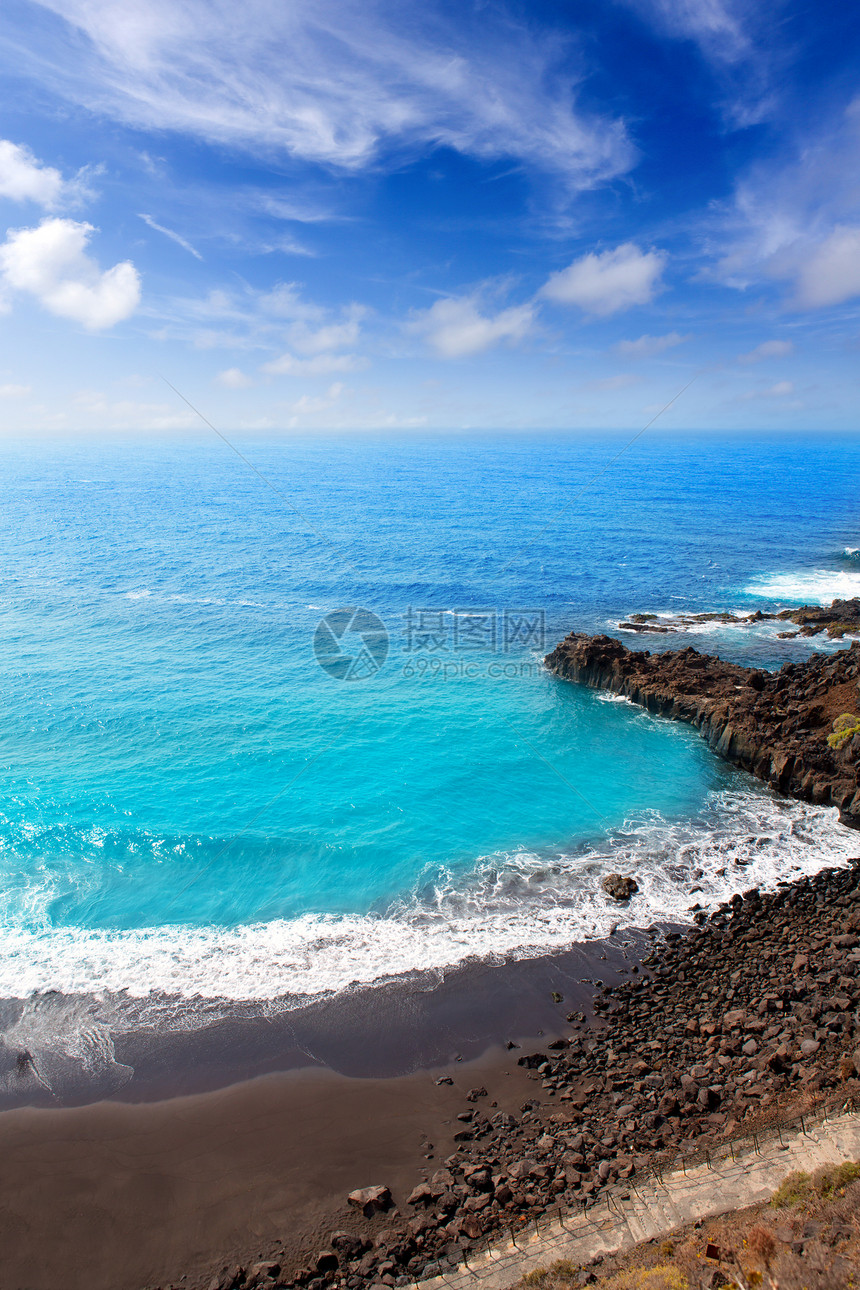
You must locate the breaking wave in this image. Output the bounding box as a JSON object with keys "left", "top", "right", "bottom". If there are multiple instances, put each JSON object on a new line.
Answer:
{"left": 744, "top": 570, "right": 860, "bottom": 604}
{"left": 0, "top": 790, "right": 852, "bottom": 1012}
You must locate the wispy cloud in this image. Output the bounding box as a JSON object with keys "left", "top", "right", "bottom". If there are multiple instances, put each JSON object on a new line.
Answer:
{"left": 17, "top": 0, "right": 634, "bottom": 189}
{"left": 216, "top": 367, "right": 253, "bottom": 388}
{"left": 738, "top": 338, "right": 794, "bottom": 363}
{"left": 793, "top": 227, "right": 860, "bottom": 310}
{"left": 139, "top": 213, "right": 203, "bottom": 260}
{"left": 261, "top": 352, "right": 366, "bottom": 375}
{"left": 584, "top": 372, "right": 640, "bottom": 390}
{"left": 619, "top": 0, "right": 775, "bottom": 125}
{"left": 540, "top": 243, "right": 666, "bottom": 315}
{"left": 614, "top": 330, "right": 689, "bottom": 358}
{"left": 740, "top": 379, "right": 795, "bottom": 400}
{"left": 622, "top": 0, "right": 753, "bottom": 66}
{"left": 707, "top": 96, "right": 860, "bottom": 308}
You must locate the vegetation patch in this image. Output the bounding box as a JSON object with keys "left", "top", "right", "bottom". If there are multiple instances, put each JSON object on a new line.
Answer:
{"left": 826, "top": 712, "right": 860, "bottom": 748}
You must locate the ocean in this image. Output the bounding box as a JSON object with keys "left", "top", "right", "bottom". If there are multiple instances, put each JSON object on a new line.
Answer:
{"left": 1, "top": 428, "right": 859, "bottom": 1098}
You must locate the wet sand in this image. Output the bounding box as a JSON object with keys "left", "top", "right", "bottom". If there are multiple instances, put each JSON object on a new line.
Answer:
{"left": 0, "top": 936, "right": 645, "bottom": 1290}
{"left": 0, "top": 1052, "right": 527, "bottom": 1290}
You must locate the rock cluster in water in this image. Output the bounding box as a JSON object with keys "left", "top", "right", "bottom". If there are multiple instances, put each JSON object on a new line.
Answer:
{"left": 201, "top": 862, "right": 860, "bottom": 1290}
{"left": 617, "top": 597, "right": 860, "bottom": 638}
{"left": 544, "top": 630, "right": 860, "bottom": 827}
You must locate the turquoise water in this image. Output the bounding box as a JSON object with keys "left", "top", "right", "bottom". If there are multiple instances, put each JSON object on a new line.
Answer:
{"left": 0, "top": 430, "right": 859, "bottom": 1036}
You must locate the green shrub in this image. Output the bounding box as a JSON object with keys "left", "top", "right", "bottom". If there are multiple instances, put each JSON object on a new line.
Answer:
{"left": 827, "top": 713, "right": 860, "bottom": 749}
{"left": 770, "top": 1170, "right": 811, "bottom": 1207}
{"left": 814, "top": 1160, "right": 860, "bottom": 1198}
{"left": 522, "top": 1270, "right": 549, "bottom": 1287}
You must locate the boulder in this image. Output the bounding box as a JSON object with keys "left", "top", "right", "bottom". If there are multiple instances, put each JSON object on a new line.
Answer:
{"left": 347, "top": 1185, "right": 392, "bottom": 1216}
{"left": 406, "top": 1184, "right": 436, "bottom": 1207}
{"left": 601, "top": 874, "right": 639, "bottom": 901}
{"left": 330, "top": 1232, "right": 365, "bottom": 1259}
{"left": 248, "top": 1264, "right": 280, "bottom": 1286}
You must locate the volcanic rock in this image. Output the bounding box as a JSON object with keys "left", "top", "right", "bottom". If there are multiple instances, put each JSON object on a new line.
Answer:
{"left": 601, "top": 874, "right": 639, "bottom": 900}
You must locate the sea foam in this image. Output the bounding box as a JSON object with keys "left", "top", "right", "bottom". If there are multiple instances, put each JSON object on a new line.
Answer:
{"left": 0, "top": 791, "right": 851, "bottom": 1009}
{"left": 744, "top": 570, "right": 860, "bottom": 604}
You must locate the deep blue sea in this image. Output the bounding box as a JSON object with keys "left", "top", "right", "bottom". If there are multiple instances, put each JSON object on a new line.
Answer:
{"left": 1, "top": 429, "right": 859, "bottom": 1092}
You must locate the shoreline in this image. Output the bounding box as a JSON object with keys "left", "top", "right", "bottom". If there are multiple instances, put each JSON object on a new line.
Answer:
{"left": 3, "top": 857, "right": 858, "bottom": 1290}
{"left": 4, "top": 628, "right": 860, "bottom": 1289}
{"left": 0, "top": 933, "right": 650, "bottom": 1110}
{"left": 0, "top": 937, "right": 650, "bottom": 1290}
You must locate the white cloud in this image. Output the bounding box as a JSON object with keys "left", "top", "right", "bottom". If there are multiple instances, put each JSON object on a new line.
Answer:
{"left": 216, "top": 367, "right": 253, "bottom": 388}
{"left": 541, "top": 243, "right": 666, "bottom": 316}
{"left": 740, "top": 380, "right": 794, "bottom": 400}
{"left": 738, "top": 339, "right": 794, "bottom": 363}
{"left": 139, "top": 213, "right": 202, "bottom": 260}
{"left": 0, "top": 217, "right": 141, "bottom": 329}
{"left": 0, "top": 139, "right": 94, "bottom": 209}
{"left": 708, "top": 97, "right": 860, "bottom": 307}
{"left": 618, "top": 0, "right": 772, "bottom": 126}
{"left": 409, "top": 294, "right": 535, "bottom": 358}
{"left": 793, "top": 227, "right": 860, "bottom": 310}
{"left": 624, "top": 0, "right": 751, "bottom": 63}
{"left": 258, "top": 283, "right": 326, "bottom": 321}
{"left": 70, "top": 390, "right": 198, "bottom": 429}
{"left": 614, "top": 330, "right": 689, "bottom": 358}
{"left": 17, "top": 0, "right": 634, "bottom": 188}
{"left": 288, "top": 381, "right": 345, "bottom": 418}
{"left": 0, "top": 140, "right": 65, "bottom": 207}
{"left": 149, "top": 280, "right": 368, "bottom": 361}
{"left": 261, "top": 352, "right": 366, "bottom": 376}
{"left": 288, "top": 315, "right": 363, "bottom": 355}
{"left": 0, "top": 383, "right": 31, "bottom": 397}
{"left": 265, "top": 236, "right": 317, "bottom": 258}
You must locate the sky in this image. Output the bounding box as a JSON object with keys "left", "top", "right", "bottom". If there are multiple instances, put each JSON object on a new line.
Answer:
{"left": 0, "top": 0, "right": 859, "bottom": 432}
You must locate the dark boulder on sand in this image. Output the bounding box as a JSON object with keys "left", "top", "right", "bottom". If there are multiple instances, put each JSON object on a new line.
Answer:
{"left": 347, "top": 1185, "right": 392, "bottom": 1216}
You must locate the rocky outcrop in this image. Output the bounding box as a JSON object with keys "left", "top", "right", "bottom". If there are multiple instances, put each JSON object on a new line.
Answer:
{"left": 618, "top": 596, "right": 860, "bottom": 638}
{"left": 544, "top": 632, "right": 860, "bottom": 827}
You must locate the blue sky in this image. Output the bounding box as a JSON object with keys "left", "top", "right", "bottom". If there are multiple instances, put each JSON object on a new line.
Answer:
{"left": 0, "top": 0, "right": 858, "bottom": 432}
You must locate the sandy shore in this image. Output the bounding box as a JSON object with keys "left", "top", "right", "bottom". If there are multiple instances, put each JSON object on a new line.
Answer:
{"left": 0, "top": 1051, "right": 526, "bottom": 1290}
{"left": 0, "top": 937, "right": 644, "bottom": 1290}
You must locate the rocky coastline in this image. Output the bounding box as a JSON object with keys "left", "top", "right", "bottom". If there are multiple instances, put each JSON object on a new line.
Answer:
{"left": 180, "top": 625, "right": 860, "bottom": 1290}
{"left": 617, "top": 595, "right": 860, "bottom": 638}
{"left": 202, "top": 861, "right": 860, "bottom": 1290}
{"left": 545, "top": 625, "right": 860, "bottom": 827}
